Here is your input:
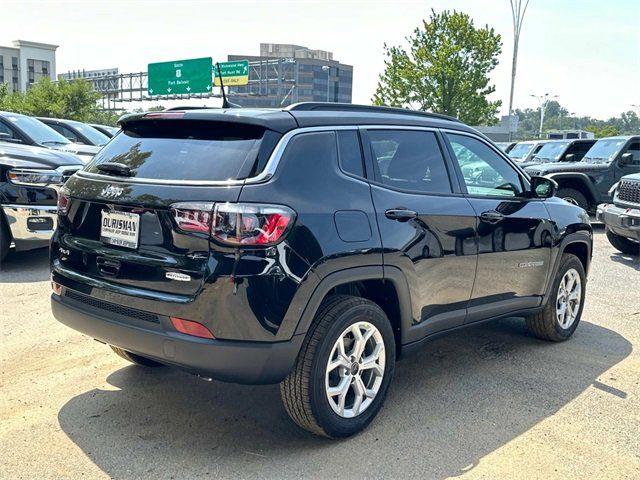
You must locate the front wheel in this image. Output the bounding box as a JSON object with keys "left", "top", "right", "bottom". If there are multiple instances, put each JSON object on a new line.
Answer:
{"left": 525, "top": 253, "right": 586, "bottom": 341}
{"left": 557, "top": 188, "right": 589, "bottom": 211}
{"left": 280, "top": 295, "right": 396, "bottom": 438}
{"left": 606, "top": 229, "right": 640, "bottom": 255}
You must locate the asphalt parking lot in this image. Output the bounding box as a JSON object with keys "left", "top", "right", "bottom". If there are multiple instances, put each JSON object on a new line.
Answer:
{"left": 1, "top": 226, "right": 638, "bottom": 479}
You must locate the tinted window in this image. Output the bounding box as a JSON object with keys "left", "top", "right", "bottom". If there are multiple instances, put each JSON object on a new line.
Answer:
{"left": 337, "top": 130, "right": 364, "bottom": 177}
{"left": 624, "top": 142, "right": 640, "bottom": 164}
{"left": 367, "top": 130, "right": 451, "bottom": 194}
{"left": 86, "top": 120, "right": 276, "bottom": 181}
{"left": 447, "top": 133, "right": 524, "bottom": 197}
{"left": 0, "top": 121, "right": 18, "bottom": 139}
{"left": 68, "top": 120, "right": 109, "bottom": 146}
{"left": 61, "top": 126, "right": 80, "bottom": 143}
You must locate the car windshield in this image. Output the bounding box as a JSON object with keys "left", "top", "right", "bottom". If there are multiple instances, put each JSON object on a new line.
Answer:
{"left": 68, "top": 120, "right": 110, "bottom": 146}
{"left": 533, "top": 141, "right": 570, "bottom": 162}
{"left": 582, "top": 138, "right": 627, "bottom": 163}
{"left": 495, "top": 142, "right": 511, "bottom": 152}
{"left": 7, "top": 115, "right": 71, "bottom": 145}
{"left": 508, "top": 142, "right": 535, "bottom": 159}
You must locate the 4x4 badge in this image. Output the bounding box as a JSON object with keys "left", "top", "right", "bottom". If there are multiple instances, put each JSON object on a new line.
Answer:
{"left": 101, "top": 185, "right": 124, "bottom": 199}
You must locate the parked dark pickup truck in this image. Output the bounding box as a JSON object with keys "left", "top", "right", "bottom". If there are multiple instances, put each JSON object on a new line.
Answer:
{"left": 524, "top": 136, "right": 640, "bottom": 212}
{"left": 0, "top": 143, "right": 82, "bottom": 262}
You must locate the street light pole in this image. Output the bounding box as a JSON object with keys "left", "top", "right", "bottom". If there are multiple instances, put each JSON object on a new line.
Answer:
{"left": 322, "top": 65, "right": 330, "bottom": 102}
{"left": 507, "top": 0, "right": 530, "bottom": 141}
{"left": 530, "top": 93, "right": 557, "bottom": 139}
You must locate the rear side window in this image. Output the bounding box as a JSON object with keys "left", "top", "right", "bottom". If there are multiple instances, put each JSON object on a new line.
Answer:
{"left": 85, "top": 120, "right": 280, "bottom": 181}
{"left": 337, "top": 130, "right": 364, "bottom": 177}
{"left": 367, "top": 130, "right": 452, "bottom": 194}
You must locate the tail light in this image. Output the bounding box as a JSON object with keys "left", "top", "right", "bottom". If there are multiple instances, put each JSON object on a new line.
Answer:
{"left": 57, "top": 192, "right": 70, "bottom": 215}
{"left": 212, "top": 203, "right": 295, "bottom": 246}
{"left": 171, "top": 202, "right": 214, "bottom": 233}
{"left": 170, "top": 202, "right": 295, "bottom": 246}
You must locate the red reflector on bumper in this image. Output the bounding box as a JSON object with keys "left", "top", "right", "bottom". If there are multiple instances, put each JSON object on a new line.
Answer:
{"left": 170, "top": 317, "right": 215, "bottom": 339}
{"left": 52, "top": 281, "right": 62, "bottom": 296}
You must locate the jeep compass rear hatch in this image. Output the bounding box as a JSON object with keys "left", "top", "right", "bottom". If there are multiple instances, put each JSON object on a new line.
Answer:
{"left": 56, "top": 115, "right": 284, "bottom": 296}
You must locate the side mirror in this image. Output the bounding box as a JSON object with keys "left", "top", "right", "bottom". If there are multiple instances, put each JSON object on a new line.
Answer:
{"left": 563, "top": 153, "right": 575, "bottom": 162}
{"left": 530, "top": 176, "right": 557, "bottom": 199}
{"left": 619, "top": 152, "right": 633, "bottom": 166}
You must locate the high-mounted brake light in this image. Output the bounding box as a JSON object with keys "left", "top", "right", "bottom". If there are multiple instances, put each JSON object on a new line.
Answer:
{"left": 212, "top": 203, "right": 295, "bottom": 246}
{"left": 57, "top": 192, "right": 70, "bottom": 215}
{"left": 144, "top": 112, "right": 184, "bottom": 119}
{"left": 170, "top": 317, "right": 215, "bottom": 339}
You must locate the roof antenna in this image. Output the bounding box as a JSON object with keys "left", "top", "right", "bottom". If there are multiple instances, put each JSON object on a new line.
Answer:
{"left": 215, "top": 62, "right": 241, "bottom": 109}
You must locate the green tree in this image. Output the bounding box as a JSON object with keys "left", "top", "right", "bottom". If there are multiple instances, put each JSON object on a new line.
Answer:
{"left": 0, "top": 78, "right": 100, "bottom": 121}
{"left": 373, "top": 9, "right": 502, "bottom": 125}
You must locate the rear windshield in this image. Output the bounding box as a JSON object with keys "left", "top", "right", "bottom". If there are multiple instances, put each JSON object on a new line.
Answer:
{"left": 85, "top": 119, "right": 279, "bottom": 181}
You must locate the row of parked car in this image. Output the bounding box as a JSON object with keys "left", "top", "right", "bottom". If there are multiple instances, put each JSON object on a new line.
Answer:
{"left": 0, "top": 111, "right": 118, "bottom": 261}
{"left": 492, "top": 135, "right": 640, "bottom": 254}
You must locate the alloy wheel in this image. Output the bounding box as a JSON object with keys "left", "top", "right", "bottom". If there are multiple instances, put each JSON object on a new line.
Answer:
{"left": 325, "top": 321, "right": 386, "bottom": 418}
{"left": 556, "top": 268, "right": 582, "bottom": 329}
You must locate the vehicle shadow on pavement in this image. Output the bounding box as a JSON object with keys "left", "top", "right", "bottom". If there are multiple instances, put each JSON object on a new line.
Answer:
{"left": 609, "top": 252, "right": 639, "bottom": 271}
{"left": 57, "top": 319, "right": 631, "bottom": 479}
{"left": 0, "top": 247, "right": 50, "bottom": 282}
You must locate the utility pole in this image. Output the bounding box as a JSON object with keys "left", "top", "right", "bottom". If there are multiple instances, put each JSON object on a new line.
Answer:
{"left": 507, "top": 0, "right": 530, "bottom": 141}
{"left": 531, "top": 93, "right": 557, "bottom": 139}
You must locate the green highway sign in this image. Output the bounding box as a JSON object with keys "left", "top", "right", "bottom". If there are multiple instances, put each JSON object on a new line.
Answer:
{"left": 214, "top": 60, "right": 249, "bottom": 86}
{"left": 148, "top": 57, "right": 212, "bottom": 95}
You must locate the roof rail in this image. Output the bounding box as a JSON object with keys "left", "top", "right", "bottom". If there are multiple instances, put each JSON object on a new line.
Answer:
{"left": 285, "top": 102, "right": 461, "bottom": 123}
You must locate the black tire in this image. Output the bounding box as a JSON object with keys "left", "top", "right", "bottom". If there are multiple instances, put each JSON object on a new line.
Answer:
{"left": 280, "top": 295, "right": 396, "bottom": 438}
{"left": 0, "top": 212, "right": 11, "bottom": 264}
{"left": 606, "top": 229, "right": 640, "bottom": 255}
{"left": 556, "top": 188, "right": 589, "bottom": 211}
{"left": 109, "top": 345, "right": 164, "bottom": 367}
{"left": 525, "top": 253, "right": 586, "bottom": 342}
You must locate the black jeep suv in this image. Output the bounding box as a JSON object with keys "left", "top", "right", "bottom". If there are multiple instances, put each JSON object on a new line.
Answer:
{"left": 51, "top": 103, "right": 592, "bottom": 438}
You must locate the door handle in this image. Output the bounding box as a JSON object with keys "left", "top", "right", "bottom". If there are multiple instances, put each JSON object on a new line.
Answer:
{"left": 480, "top": 210, "right": 504, "bottom": 224}
{"left": 385, "top": 208, "right": 418, "bottom": 221}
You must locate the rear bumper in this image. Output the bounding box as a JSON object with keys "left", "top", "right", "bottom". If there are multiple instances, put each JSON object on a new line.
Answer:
{"left": 2, "top": 204, "right": 57, "bottom": 250}
{"left": 51, "top": 292, "right": 304, "bottom": 384}
{"left": 596, "top": 203, "right": 640, "bottom": 241}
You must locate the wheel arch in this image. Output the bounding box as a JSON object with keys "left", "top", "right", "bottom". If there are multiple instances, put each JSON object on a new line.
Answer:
{"left": 547, "top": 173, "right": 599, "bottom": 207}
{"left": 292, "top": 266, "right": 413, "bottom": 357}
{"left": 543, "top": 232, "right": 592, "bottom": 303}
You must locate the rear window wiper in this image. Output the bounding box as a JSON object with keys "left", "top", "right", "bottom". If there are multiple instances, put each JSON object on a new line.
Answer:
{"left": 97, "top": 162, "right": 131, "bottom": 177}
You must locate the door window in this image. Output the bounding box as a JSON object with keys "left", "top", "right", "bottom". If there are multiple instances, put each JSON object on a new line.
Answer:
{"left": 367, "top": 130, "right": 452, "bottom": 194}
{"left": 337, "top": 130, "right": 364, "bottom": 177}
{"left": 0, "top": 121, "right": 17, "bottom": 139}
{"left": 447, "top": 133, "right": 524, "bottom": 197}
{"left": 623, "top": 142, "right": 640, "bottom": 165}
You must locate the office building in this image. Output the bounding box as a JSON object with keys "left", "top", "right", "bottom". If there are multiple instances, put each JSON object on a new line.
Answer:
{"left": 0, "top": 40, "right": 58, "bottom": 92}
{"left": 226, "top": 43, "right": 353, "bottom": 108}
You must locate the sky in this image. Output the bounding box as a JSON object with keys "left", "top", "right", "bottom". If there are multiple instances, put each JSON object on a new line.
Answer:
{"left": 3, "top": 0, "right": 639, "bottom": 119}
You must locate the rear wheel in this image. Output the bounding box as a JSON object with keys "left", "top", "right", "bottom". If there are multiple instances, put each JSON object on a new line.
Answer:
{"left": 280, "top": 295, "right": 395, "bottom": 438}
{"left": 606, "top": 229, "right": 640, "bottom": 255}
{"left": 109, "top": 345, "right": 163, "bottom": 367}
{"left": 557, "top": 188, "right": 589, "bottom": 211}
{"left": 0, "top": 212, "right": 11, "bottom": 264}
{"left": 525, "top": 253, "right": 586, "bottom": 342}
